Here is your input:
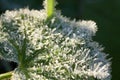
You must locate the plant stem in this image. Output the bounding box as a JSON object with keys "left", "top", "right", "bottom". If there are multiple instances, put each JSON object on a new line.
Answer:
{"left": 0, "top": 71, "right": 13, "bottom": 79}
{"left": 47, "top": 0, "right": 55, "bottom": 18}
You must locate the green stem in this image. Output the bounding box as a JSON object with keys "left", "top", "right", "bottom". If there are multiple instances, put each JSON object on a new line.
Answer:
{"left": 47, "top": 0, "right": 55, "bottom": 18}
{"left": 0, "top": 71, "right": 13, "bottom": 79}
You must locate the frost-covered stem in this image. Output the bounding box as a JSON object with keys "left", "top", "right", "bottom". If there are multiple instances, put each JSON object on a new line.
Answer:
{"left": 0, "top": 71, "right": 13, "bottom": 79}
{"left": 47, "top": 0, "right": 54, "bottom": 18}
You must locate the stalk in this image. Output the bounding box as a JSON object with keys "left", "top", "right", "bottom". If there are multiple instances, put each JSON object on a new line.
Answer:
{"left": 47, "top": 0, "right": 55, "bottom": 18}
{"left": 0, "top": 71, "right": 13, "bottom": 79}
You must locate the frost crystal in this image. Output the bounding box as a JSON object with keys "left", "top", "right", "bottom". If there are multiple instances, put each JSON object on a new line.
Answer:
{"left": 0, "top": 2, "right": 111, "bottom": 80}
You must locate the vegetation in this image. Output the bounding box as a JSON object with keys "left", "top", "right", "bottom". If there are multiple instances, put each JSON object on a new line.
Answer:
{"left": 0, "top": 0, "right": 112, "bottom": 80}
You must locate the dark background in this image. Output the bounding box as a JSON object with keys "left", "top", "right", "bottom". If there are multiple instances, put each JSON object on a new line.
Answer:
{"left": 0, "top": 0, "right": 120, "bottom": 80}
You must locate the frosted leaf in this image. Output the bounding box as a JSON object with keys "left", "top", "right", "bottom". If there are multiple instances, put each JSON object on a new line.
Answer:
{"left": 0, "top": 2, "right": 111, "bottom": 80}
{"left": 0, "top": 42, "right": 18, "bottom": 63}
{"left": 77, "top": 20, "right": 97, "bottom": 36}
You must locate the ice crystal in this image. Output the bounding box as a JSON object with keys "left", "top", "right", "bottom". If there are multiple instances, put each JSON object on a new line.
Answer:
{"left": 0, "top": 0, "right": 111, "bottom": 80}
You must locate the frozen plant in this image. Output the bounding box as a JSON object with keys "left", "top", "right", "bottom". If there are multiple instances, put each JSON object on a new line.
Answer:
{"left": 0, "top": 0, "right": 111, "bottom": 80}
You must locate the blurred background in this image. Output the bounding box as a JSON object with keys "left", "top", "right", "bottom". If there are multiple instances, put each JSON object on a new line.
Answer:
{"left": 0, "top": 0, "right": 120, "bottom": 80}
